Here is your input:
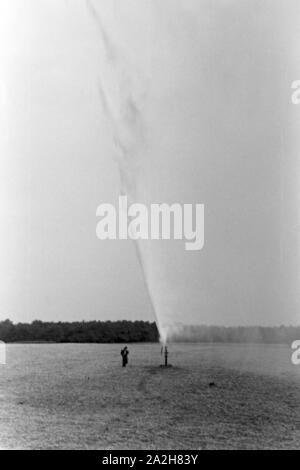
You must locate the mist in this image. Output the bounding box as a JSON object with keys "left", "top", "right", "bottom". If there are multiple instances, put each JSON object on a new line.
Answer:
{"left": 87, "top": 0, "right": 300, "bottom": 342}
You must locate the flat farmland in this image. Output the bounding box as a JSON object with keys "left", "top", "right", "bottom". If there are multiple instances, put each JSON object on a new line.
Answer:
{"left": 0, "top": 342, "right": 299, "bottom": 449}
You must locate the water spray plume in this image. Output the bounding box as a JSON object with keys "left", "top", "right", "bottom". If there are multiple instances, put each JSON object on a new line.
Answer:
{"left": 86, "top": 0, "right": 169, "bottom": 344}
{"left": 87, "top": 0, "right": 300, "bottom": 339}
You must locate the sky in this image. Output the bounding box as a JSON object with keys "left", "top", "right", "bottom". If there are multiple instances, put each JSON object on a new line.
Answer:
{"left": 0, "top": 0, "right": 300, "bottom": 327}
{"left": 0, "top": 0, "right": 153, "bottom": 323}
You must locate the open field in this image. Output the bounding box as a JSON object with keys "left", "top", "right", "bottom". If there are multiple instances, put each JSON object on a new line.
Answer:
{"left": 0, "top": 343, "right": 300, "bottom": 449}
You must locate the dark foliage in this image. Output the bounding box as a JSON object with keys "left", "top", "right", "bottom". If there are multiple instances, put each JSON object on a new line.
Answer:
{"left": 0, "top": 319, "right": 158, "bottom": 343}
{"left": 0, "top": 319, "right": 299, "bottom": 344}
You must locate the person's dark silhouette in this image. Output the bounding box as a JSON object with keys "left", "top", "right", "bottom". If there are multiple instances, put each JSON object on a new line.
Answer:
{"left": 121, "top": 346, "right": 129, "bottom": 367}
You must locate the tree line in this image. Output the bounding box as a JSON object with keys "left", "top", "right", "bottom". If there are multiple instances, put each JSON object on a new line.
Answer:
{"left": 0, "top": 319, "right": 299, "bottom": 344}
{"left": 0, "top": 319, "right": 158, "bottom": 343}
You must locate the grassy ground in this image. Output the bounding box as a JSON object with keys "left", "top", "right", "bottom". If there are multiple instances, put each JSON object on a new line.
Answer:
{"left": 0, "top": 342, "right": 299, "bottom": 449}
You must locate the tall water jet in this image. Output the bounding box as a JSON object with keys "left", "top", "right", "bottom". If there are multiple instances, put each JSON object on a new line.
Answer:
{"left": 87, "top": 0, "right": 300, "bottom": 341}
{"left": 86, "top": 0, "right": 170, "bottom": 344}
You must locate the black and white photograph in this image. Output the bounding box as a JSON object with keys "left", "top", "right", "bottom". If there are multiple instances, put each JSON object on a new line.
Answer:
{"left": 0, "top": 0, "right": 300, "bottom": 452}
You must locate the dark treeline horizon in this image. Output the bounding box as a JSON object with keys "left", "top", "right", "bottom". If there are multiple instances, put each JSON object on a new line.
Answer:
{"left": 0, "top": 319, "right": 299, "bottom": 344}
{"left": 0, "top": 319, "right": 159, "bottom": 343}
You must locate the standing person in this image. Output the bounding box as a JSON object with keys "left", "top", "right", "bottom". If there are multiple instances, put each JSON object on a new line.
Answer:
{"left": 120, "top": 346, "right": 129, "bottom": 367}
